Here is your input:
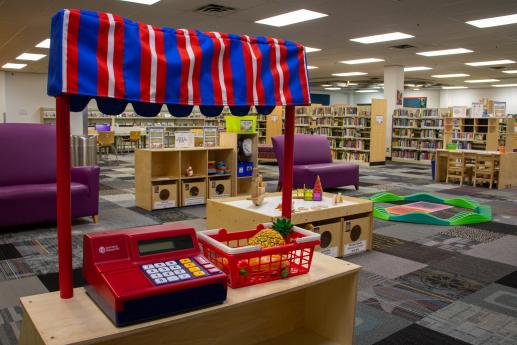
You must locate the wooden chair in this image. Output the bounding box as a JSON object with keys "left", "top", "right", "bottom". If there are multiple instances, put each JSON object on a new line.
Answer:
{"left": 473, "top": 153, "right": 499, "bottom": 189}
{"left": 122, "top": 131, "right": 141, "bottom": 153}
{"left": 463, "top": 151, "right": 477, "bottom": 185}
{"left": 445, "top": 151, "right": 466, "bottom": 186}
{"left": 97, "top": 131, "right": 118, "bottom": 161}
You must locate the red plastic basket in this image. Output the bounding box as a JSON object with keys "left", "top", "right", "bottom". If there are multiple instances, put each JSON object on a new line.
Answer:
{"left": 198, "top": 223, "right": 321, "bottom": 288}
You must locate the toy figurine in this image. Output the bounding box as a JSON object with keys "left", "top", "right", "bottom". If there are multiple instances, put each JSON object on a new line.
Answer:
{"left": 248, "top": 172, "right": 267, "bottom": 206}
{"left": 303, "top": 188, "right": 313, "bottom": 201}
{"left": 208, "top": 161, "right": 216, "bottom": 175}
{"left": 185, "top": 166, "right": 194, "bottom": 177}
{"left": 294, "top": 188, "right": 304, "bottom": 199}
{"left": 313, "top": 176, "right": 323, "bottom": 201}
{"left": 216, "top": 161, "right": 229, "bottom": 175}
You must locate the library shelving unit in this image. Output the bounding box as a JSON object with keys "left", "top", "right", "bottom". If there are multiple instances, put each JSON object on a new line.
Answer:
{"left": 299, "top": 100, "right": 387, "bottom": 165}
{"left": 498, "top": 117, "right": 516, "bottom": 152}
{"left": 391, "top": 107, "right": 447, "bottom": 165}
{"left": 443, "top": 117, "right": 499, "bottom": 151}
{"left": 135, "top": 146, "right": 234, "bottom": 210}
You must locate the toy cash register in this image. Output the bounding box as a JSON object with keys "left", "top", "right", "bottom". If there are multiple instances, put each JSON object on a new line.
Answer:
{"left": 83, "top": 223, "right": 227, "bottom": 326}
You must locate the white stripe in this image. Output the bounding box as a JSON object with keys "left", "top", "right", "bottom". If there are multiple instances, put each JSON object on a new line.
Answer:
{"left": 245, "top": 35, "right": 258, "bottom": 105}
{"left": 106, "top": 14, "right": 116, "bottom": 98}
{"left": 213, "top": 32, "right": 227, "bottom": 105}
{"left": 273, "top": 38, "right": 286, "bottom": 105}
{"left": 302, "top": 48, "right": 311, "bottom": 103}
{"left": 182, "top": 29, "right": 195, "bottom": 105}
{"left": 61, "top": 9, "right": 70, "bottom": 92}
{"left": 148, "top": 25, "right": 158, "bottom": 103}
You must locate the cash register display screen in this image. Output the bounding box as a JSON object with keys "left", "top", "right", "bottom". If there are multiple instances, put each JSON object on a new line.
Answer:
{"left": 138, "top": 235, "right": 194, "bottom": 256}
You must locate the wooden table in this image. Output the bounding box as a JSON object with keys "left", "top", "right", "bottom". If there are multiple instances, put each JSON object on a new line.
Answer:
{"left": 19, "top": 252, "right": 360, "bottom": 345}
{"left": 435, "top": 149, "right": 517, "bottom": 189}
{"left": 207, "top": 192, "right": 373, "bottom": 257}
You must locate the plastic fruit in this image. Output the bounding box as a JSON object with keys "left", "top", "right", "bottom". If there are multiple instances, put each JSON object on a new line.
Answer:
{"left": 249, "top": 255, "right": 288, "bottom": 272}
{"left": 272, "top": 217, "right": 294, "bottom": 238}
{"left": 248, "top": 229, "right": 285, "bottom": 248}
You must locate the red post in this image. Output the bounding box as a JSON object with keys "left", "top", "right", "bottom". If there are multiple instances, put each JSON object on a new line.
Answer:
{"left": 282, "top": 106, "right": 295, "bottom": 219}
{"left": 56, "top": 95, "right": 73, "bottom": 299}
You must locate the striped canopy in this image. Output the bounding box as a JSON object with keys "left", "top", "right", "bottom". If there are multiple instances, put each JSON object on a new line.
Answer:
{"left": 47, "top": 9, "right": 311, "bottom": 116}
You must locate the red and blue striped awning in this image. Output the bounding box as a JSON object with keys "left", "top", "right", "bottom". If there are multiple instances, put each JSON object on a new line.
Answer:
{"left": 47, "top": 9, "right": 311, "bottom": 116}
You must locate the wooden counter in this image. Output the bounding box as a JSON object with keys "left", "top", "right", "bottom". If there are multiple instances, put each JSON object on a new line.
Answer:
{"left": 19, "top": 252, "right": 360, "bottom": 345}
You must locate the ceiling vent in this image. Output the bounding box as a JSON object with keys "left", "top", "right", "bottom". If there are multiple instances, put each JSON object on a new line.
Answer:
{"left": 489, "top": 66, "right": 506, "bottom": 70}
{"left": 390, "top": 44, "right": 416, "bottom": 49}
{"left": 195, "top": 4, "right": 236, "bottom": 16}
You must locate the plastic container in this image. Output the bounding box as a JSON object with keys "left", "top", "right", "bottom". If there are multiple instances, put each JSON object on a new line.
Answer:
{"left": 225, "top": 115, "right": 257, "bottom": 133}
{"left": 447, "top": 143, "right": 457, "bottom": 150}
{"left": 198, "top": 224, "right": 320, "bottom": 288}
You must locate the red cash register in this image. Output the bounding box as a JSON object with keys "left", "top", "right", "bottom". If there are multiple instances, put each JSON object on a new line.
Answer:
{"left": 83, "top": 223, "right": 227, "bottom": 326}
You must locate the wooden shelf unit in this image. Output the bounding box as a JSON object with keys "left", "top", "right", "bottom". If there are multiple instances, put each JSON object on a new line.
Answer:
{"left": 443, "top": 117, "right": 499, "bottom": 151}
{"left": 391, "top": 107, "right": 447, "bottom": 164}
{"left": 135, "top": 147, "right": 234, "bottom": 210}
{"left": 498, "top": 117, "right": 516, "bottom": 152}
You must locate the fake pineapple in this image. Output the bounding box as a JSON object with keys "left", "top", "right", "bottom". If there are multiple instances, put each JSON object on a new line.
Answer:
{"left": 248, "top": 229, "right": 285, "bottom": 248}
{"left": 272, "top": 217, "right": 294, "bottom": 237}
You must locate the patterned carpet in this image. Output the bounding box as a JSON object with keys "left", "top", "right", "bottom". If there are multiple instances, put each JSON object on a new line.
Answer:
{"left": 0, "top": 154, "right": 516, "bottom": 345}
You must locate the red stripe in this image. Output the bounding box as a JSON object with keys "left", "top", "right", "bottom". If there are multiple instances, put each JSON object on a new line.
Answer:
{"left": 249, "top": 37, "right": 265, "bottom": 105}
{"left": 241, "top": 36, "right": 254, "bottom": 105}
{"left": 297, "top": 44, "right": 310, "bottom": 104}
{"left": 221, "top": 33, "right": 234, "bottom": 105}
{"left": 189, "top": 30, "right": 202, "bottom": 104}
{"left": 267, "top": 38, "right": 281, "bottom": 105}
{"left": 154, "top": 26, "right": 166, "bottom": 104}
{"left": 113, "top": 15, "right": 125, "bottom": 99}
{"left": 96, "top": 13, "right": 109, "bottom": 97}
{"left": 177, "top": 30, "right": 189, "bottom": 104}
{"left": 207, "top": 33, "right": 222, "bottom": 105}
{"left": 138, "top": 23, "right": 151, "bottom": 103}
{"left": 278, "top": 39, "right": 293, "bottom": 104}
{"left": 66, "top": 9, "right": 80, "bottom": 94}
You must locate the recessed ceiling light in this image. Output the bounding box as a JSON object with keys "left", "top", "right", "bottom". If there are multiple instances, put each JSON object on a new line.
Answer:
{"left": 16, "top": 53, "right": 46, "bottom": 61}
{"left": 325, "top": 87, "right": 341, "bottom": 90}
{"left": 413, "top": 88, "right": 421, "bottom": 91}
{"left": 466, "top": 13, "right": 517, "bottom": 28}
{"left": 340, "top": 58, "right": 384, "bottom": 65}
{"left": 336, "top": 82, "right": 358, "bottom": 87}
{"left": 492, "top": 84, "right": 517, "bottom": 87}
{"left": 417, "top": 48, "right": 473, "bottom": 57}
{"left": 432, "top": 73, "right": 470, "bottom": 78}
{"left": 331, "top": 72, "right": 368, "bottom": 77}
{"left": 320, "top": 84, "right": 332, "bottom": 87}
{"left": 304, "top": 46, "right": 321, "bottom": 53}
{"left": 307, "top": 66, "right": 318, "bottom": 69}
{"left": 2, "top": 63, "right": 27, "bottom": 69}
{"left": 466, "top": 60, "right": 515, "bottom": 66}
{"left": 404, "top": 83, "right": 416, "bottom": 87}
{"left": 465, "top": 79, "right": 500, "bottom": 83}
{"left": 502, "top": 70, "right": 517, "bottom": 74}
{"left": 119, "top": 0, "right": 161, "bottom": 5}
{"left": 404, "top": 66, "right": 432, "bottom": 72}
{"left": 350, "top": 32, "right": 414, "bottom": 44}
{"left": 442, "top": 86, "right": 468, "bottom": 89}
{"left": 35, "top": 39, "right": 51, "bottom": 49}
{"left": 355, "top": 89, "right": 378, "bottom": 93}
{"left": 255, "top": 9, "right": 328, "bottom": 27}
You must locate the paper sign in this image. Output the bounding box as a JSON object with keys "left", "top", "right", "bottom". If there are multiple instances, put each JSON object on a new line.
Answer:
{"left": 175, "top": 131, "right": 195, "bottom": 148}
{"left": 154, "top": 200, "right": 176, "bottom": 209}
{"left": 376, "top": 115, "right": 383, "bottom": 124}
{"left": 320, "top": 246, "right": 338, "bottom": 257}
{"left": 471, "top": 102, "right": 483, "bottom": 118}
{"left": 344, "top": 240, "right": 367, "bottom": 256}
{"left": 452, "top": 106, "right": 467, "bottom": 118}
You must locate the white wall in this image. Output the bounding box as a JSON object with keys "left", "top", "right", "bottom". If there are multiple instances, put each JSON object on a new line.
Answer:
{"left": 440, "top": 87, "right": 517, "bottom": 114}
{"left": 350, "top": 91, "right": 384, "bottom": 105}
{"left": 403, "top": 89, "right": 441, "bottom": 108}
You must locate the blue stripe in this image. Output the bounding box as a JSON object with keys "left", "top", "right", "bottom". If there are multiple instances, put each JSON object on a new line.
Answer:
{"left": 77, "top": 10, "right": 99, "bottom": 96}
{"left": 229, "top": 34, "right": 247, "bottom": 105}
{"left": 285, "top": 41, "right": 303, "bottom": 104}
{"left": 47, "top": 10, "right": 64, "bottom": 96}
{"left": 163, "top": 27, "right": 182, "bottom": 104}
{"left": 197, "top": 31, "right": 215, "bottom": 105}
{"left": 123, "top": 19, "right": 141, "bottom": 101}
{"left": 256, "top": 36, "right": 275, "bottom": 106}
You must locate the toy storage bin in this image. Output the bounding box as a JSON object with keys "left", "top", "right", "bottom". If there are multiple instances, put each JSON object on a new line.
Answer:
{"left": 198, "top": 223, "right": 320, "bottom": 288}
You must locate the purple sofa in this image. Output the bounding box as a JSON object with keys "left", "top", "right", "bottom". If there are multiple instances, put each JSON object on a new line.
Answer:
{"left": 272, "top": 135, "right": 359, "bottom": 190}
{"left": 0, "top": 124, "right": 100, "bottom": 227}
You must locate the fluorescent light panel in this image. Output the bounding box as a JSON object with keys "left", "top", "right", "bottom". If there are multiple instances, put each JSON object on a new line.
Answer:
{"left": 413, "top": 88, "right": 421, "bottom": 91}
{"left": 404, "top": 66, "right": 432, "bottom": 71}
{"left": 502, "top": 70, "right": 517, "bottom": 74}
{"left": 355, "top": 89, "right": 378, "bottom": 93}
{"left": 340, "top": 58, "right": 384, "bottom": 65}
{"left": 325, "top": 87, "right": 341, "bottom": 90}
{"left": 307, "top": 66, "right": 318, "bottom": 69}
{"left": 465, "top": 79, "right": 500, "bottom": 83}
{"left": 2, "top": 63, "right": 26, "bottom": 69}
{"left": 35, "top": 39, "right": 51, "bottom": 49}
{"left": 320, "top": 84, "right": 332, "bottom": 87}
{"left": 432, "top": 73, "right": 470, "bottom": 78}
{"left": 417, "top": 48, "right": 473, "bottom": 56}
{"left": 255, "top": 9, "right": 328, "bottom": 27}
{"left": 442, "top": 86, "right": 468, "bottom": 89}
{"left": 331, "top": 72, "right": 367, "bottom": 77}
{"left": 466, "top": 60, "right": 515, "bottom": 66}
{"left": 492, "top": 84, "right": 517, "bottom": 87}
{"left": 16, "top": 53, "right": 46, "bottom": 61}
{"left": 350, "top": 32, "right": 414, "bottom": 44}
{"left": 467, "top": 13, "right": 517, "bottom": 28}
{"left": 336, "top": 82, "right": 358, "bottom": 87}
{"left": 119, "top": 0, "right": 161, "bottom": 4}
{"left": 304, "top": 46, "right": 321, "bottom": 53}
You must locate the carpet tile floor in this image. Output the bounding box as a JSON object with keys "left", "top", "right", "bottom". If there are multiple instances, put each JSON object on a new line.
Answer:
{"left": 0, "top": 155, "right": 515, "bottom": 344}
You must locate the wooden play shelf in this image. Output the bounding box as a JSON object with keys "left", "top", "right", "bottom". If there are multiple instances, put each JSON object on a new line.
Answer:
{"left": 19, "top": 252, "right": 360, "bottom": 345}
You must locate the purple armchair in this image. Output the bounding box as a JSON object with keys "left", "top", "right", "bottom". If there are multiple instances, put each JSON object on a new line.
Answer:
{"left": 0, "top": 124, "right": 100, "bottom": 227}
{"left": 272, "top": 135, "right": 359, "bottom": 190}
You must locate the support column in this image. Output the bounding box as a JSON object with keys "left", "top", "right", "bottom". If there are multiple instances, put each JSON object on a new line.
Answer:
{"left": 383, "top": 66, "right": 404, "bottom": 157}
{"left": 70, "top": 108, "right": 89, "bottom": 135}
{"left": 0, "top": 71, "right": 6, "bottom": 123}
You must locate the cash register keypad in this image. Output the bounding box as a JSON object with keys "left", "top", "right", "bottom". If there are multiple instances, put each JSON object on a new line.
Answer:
{"left": 141, "top": 256, "right": 221, "bottom": 285}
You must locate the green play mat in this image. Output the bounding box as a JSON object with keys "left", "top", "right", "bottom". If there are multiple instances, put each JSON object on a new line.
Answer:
{"left": 367, "top": 192, "right": 492, "bottom": 226}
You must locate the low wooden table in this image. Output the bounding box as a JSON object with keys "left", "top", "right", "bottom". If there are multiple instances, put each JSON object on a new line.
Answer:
{"left": 207, "top": 192, "right": 373, "bottom": 257}
{"left": 19, "top": 253, "right": 360, "bottom": 345}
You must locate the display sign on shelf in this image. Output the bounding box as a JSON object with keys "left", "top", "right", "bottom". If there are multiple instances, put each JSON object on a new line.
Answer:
{"left": 452, "top": 106, "right": 467, "bottom": 118}
{"left": 203, "top": 127, "right": 218, "bottom": 147}
{"left": 493, "top": 102, "right": 507, "bottom": 118}
{"left": 471, "top": 102, "right": 483, "bottom": 118}
{"left": 175, "top": 131, "right": 195, "bottom": 148}
{"left": 148, "top": 127, "right": 165, "bottom": 149}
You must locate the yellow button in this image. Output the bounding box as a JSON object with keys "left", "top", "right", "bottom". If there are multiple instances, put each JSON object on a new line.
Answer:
{"left": 193, "top": 271, "right": 205, "bottom": 277}
{"left": 180, "top": 258, "right": 192, "bottom": 264}
{"left": 189, "top": 267, "right": 200, "bottom": 272}
{"left": 184, "top": 263, "right": 196, "bottom": 268}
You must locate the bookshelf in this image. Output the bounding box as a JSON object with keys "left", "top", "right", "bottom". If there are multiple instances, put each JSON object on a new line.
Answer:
{"left": 391, "top": 107, "right": 447, "bottom": 164}
{"left": 498, "top": 117, "right": 516, "bottom": 152}
{"left": 443, "top": 117, "right": 499, "bottom": 151}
